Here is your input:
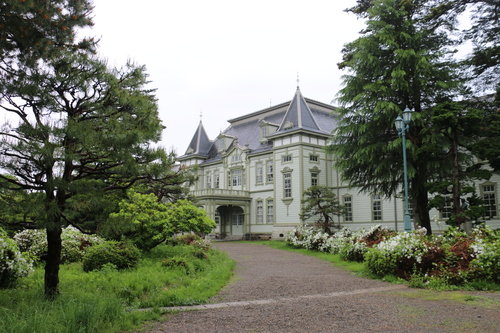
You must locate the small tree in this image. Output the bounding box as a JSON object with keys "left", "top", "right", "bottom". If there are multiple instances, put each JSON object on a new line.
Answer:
{"left": 299, "top": 186, "right": 345, "bottom": 234}
{"left": 101, "top": 192, "right": 215, "bottom": 251}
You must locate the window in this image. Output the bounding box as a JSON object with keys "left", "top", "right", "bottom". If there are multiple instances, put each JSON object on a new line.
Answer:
{"left": 284, "top": 172, "right": 292, "bottom": 198}
{"left": 267, "top": 200, "right": 274, "bottom": 224}
{"left": 232, "top": 213, "right": 244, "bottom": 225}
{"left": 309, "top": 155, "right": 318, "bottom": 162}
{"left": 282, "top": 155, "right": 292, "bottom": 163}
{"left": 206, "top": 171, "right": 211, "bottom": 189}
{"left": 260, "top": 126, "right": 268, "bottom": 142}
{"left": 232, "top": 154, "right": 240, "bottom": 162}
{"left": 256, "top": 162, "right": 263, "bottom": 184}
{"left": 256, "top": 200, "right": 263, "bottom": 224}
{"left": 218, "top": 138, "right": 225, "bottom": 151}
{"left": 482, "top": 184, "right": 497, "bottom": 217}
{"left": 214, "top": 170, "right": 220, "bottom": 188}
{"left": 215, "top": 211, "right": 220, "bottom": 225}
{"left": 344, "top": 196, "right": 352, "bottom": 222}
{"left": 441, "top": 195, "right": 452, "bottom": 219}
{"left": 267, "top": 160, "right": 273, "bottom": 182}
{"left": 311, "top": 172, "right": 318, "bottom": 186}
{"left": 372, "top": 194, "right": 382, "bottom": 221}
{"left": 232, "top": 170, "right": 242, "bottom": 186}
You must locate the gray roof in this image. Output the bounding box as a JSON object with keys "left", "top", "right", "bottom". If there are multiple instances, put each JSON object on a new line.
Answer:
{"left": 184, "top": 121, "right": 212, "bottom": 157}
{"left": 178, "top": 88, "right": 337, "bottom": 162}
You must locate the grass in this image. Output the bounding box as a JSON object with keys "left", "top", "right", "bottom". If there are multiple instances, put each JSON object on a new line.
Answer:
{"left": 0, "top": 244, "right": 235, "bottom": 333}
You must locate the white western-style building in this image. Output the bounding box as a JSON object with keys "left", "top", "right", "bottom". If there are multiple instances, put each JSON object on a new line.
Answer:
{"left": 178, "top": 87, "right": 500, "bottom": 239}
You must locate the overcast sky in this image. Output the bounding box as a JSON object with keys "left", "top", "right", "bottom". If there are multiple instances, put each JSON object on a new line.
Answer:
{"left": 86, "top": 0, "right": 366, "bottom": 154}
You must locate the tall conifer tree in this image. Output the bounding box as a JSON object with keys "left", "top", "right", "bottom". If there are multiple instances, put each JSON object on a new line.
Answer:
{"left": 327, "top": 0, "right": 463, "bottom": 233}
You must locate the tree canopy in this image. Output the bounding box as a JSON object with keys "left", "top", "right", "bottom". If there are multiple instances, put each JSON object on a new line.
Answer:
{"left": 328, "top": 0, "right": 498, "bottom": 234}
{"left": 299, "top": 186, "right": 345, "bottom": 234}
{"left": 0, "top": 0, "right": 194, "bottom": 297}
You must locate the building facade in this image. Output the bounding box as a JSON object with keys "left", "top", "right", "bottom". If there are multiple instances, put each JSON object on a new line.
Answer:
{"left": 178, "top": 87, "right": 500, "bottom": 239}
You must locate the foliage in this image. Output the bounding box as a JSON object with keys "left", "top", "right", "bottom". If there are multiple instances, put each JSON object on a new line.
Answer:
{"left": 0, "top": 244, "right": 235, "bottom": 333}
{"left": 286, "top": 224, "right": 500, "bottom": 288}
{"left": 286, "top": 224, "right": 395, "bottom": 262}
{"left": 173, "top": 234, "right": 202, "bottom": 245}
{"left": 13, "top": 226, "right": 104, "bottom": 264}
{"left": 0, "top": 0, "right": 198, "bottom": 297}
{"left": 0, "top": 0, "right": 95, "bottom": 71}
{"left": 470, "top": 228, "right": 500, "bottom": 282}
{"left": 0, "top": 227, "right": 34, "bottom": 288}
{"left": 82, "top": 241, "right": 141, "bottom": 272}
{"left": 299, "top": 186, "right": 345, "bottom": 234}
{"left": 101, "top": 192, "right": 216, "bottom": 251}
{"left": 329, "top": 0, "right": 499, "bottom": 234}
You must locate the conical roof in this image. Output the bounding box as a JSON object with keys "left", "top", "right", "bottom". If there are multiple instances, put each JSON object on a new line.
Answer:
{"left": 277, "top": 86, "right": 321, "bottom": 132}
{"left": 185, "top": 120, "right": 212, "bottom": 156}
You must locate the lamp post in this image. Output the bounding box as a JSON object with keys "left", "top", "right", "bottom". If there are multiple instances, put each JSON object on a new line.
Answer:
{"left": 394, "top": 106, "right": 413, "bottom": 232}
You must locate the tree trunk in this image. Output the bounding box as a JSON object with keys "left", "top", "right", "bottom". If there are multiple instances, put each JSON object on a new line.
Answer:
{"left": 451, "top": 130, "right": 461, "bottom": 220}
{"left": 412, "top": 165, "right": 432, "bottom": 235}
{"left": 45, "top": 224, "right": 62, "bottom": 299}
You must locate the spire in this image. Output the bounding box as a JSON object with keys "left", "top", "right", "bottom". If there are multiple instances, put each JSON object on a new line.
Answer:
{"left": 185, "top": 119, "right": 212, "bottom": 156}
{"left": 278, "top": 87, "right": 321, "bottom": 132}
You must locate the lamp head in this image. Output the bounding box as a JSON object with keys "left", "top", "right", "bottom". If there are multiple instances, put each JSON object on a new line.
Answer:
{"left": 403, "top": 106, "right": 413, "bottom": 123}
{"left": 394, "top": 115, "right": 403, "bottom": 132}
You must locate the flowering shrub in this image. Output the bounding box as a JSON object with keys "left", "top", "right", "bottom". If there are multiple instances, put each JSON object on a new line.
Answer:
{"left": 287, "top": 224, "right": 394, "bottom": 262}
{"left": 0, "top": 227, "right": 34, "bottom": 288}
{"left": 286, "top": 225, "right": 329, "bottom": 251}
{"left": 470, "top": 227, "right": 500, "bottom": 282}
{"left": 287, "top": 224, "right": 500, "bottom": 287}
{"left": 13, "top": 226, "right": 105, "bottom": 264}
{"left": 364, "top": 232, "right": 430, "bottom": 278}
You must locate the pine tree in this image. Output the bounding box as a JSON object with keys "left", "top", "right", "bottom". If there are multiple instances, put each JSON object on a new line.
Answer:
{"left": 299, "top": 186, "right": 345, "bottom": 234}
{"left": 0, "top": 50, "right": 168, "bottom": 297}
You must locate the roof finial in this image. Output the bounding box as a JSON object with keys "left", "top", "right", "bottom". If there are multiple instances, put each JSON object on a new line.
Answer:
{"left": 200, "top": 110, "right": 203, "bottom": 122}
{"left": 296, "top": 72, "right": 300, "bottom": 88}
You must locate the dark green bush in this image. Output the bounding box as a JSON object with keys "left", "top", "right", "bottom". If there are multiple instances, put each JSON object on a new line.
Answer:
{"left": 176, "top": 234, "right": 201, "bottom": 245}
{"left": 82, "top": 241, "right": 140, "bottom": 272}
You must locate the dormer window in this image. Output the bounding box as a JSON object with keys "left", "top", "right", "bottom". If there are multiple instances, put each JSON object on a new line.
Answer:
{"left": 260, "top": 126, "right": 268, "bottom": 143}
{"left": 218, "top": 138, "right": 226, "bottom": 152}
{"left": 283, "top": 120, "right": 294, "bottom": 130}
{"left": 232, "top": 154, "right": 240, "bottom": 162}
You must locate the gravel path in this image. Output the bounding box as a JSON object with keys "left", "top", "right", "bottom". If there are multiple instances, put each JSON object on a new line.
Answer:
{"left": 138, "top": 242, "right": 500, "bottom": 333}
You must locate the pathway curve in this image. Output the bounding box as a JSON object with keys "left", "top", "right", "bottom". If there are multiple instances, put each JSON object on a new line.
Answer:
{"left": 139, "top": 242, "right": 500, "bottom": 333}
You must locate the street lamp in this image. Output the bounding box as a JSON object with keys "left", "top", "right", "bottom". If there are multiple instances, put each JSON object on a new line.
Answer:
{"left": 394, "top": 106, "right": 413, "bottom": 232}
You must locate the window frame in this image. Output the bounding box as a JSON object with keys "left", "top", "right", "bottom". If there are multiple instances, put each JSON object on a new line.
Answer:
{"left": 266, "top": 160, "right": 274, "bottom": 182}
{"left": 343, "top": 195, "right": 353, "bottom": 222}
{"left": 256, "top": 200, "right": 263, "bottom": 224}
{"left": 284, "top": 172, "right": 292, "bottom": 198}
{"left": 372, "top": 194, "right": 382, "bottom": 221}
{"left": 481, "top": 183, "right": 497, "bottom": 218}
{"left": 256, "top": 162, "right": 263, "bottom": 184}
{"left": 267, "top": 199, "right": 274, "bottom": 224}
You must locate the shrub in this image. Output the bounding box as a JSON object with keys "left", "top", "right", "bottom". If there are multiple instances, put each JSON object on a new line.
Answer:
{"left": 161, "top": 256, "right": 193, "bottom": 274}
{"left": 0, "top": 227, "right": 34, "bottom": 288}
{"left": 13, "top": 226, "right": 105, "bottom": 263}
{"left": 176, "top": 234, "right": 201, "bottom": 245}
{"left": 364, "top": 232, "right": 429, "bottom": 278}
{"left": 82, "top": 241, "right": 141, "bottom": 272}
{"left": 470, "top": 227, "right": 500, "bottom": 282}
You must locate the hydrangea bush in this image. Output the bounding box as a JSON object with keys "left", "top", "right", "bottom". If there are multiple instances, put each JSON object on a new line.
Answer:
{"left": 13, "top": 226, "right": 105, "bottom": 264}
{"left": 0, "top": 227, "right": 34, "bottom": 288}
